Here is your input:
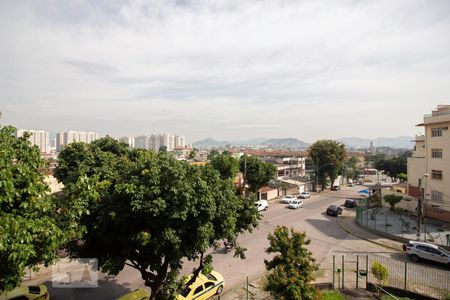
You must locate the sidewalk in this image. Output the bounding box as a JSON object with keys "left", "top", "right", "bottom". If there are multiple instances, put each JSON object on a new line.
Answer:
{"left": 337, "top": 211, "right": 404, "bottom": 251}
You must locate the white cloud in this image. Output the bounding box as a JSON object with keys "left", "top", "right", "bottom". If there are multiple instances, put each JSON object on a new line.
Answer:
{"left": 0, "top": 0, "right": 449, "bottom": 142}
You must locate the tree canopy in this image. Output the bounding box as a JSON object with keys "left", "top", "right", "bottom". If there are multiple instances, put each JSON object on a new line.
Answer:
{"left": 210, "top": 153, "right": 239, "bottom": 180}
{"left": 308, "top": 140, "right": 347, "bottom": 190}
{"left": 239, "top": 155, "right": 277, "bottom": 193}
{"left": 0, "top": 124, "right": 81, "bottom": 291}
{"left": 373, "top": 154, "right": 409, "bottom": 182}
{"left": 264, "top": 226, "right": 319, "bottom": 300}
{"left": 55, "top": 138, "right": 259, "bottom": 299}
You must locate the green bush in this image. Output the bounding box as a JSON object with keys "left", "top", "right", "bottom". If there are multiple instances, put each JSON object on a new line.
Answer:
{"left": 371, "top": 260, "right": 389, "bottom": 286}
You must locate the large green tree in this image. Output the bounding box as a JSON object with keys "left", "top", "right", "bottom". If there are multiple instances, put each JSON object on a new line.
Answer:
{"left": 308, "top": 140, "right": 347, "bottom": 190}
{"left": 0, "top": 124, "right": 82, "bottom": 291}
{"left": 239, "top": 155, "right": 277, "bottom": 193}
{"left": 264, "top": 226, "right": 319, "bottom": 300}
{"left": 374, "top": 152, "right": 409, "bottom": 182}
{"left": 210, "top": 153, "right": 239, "bottom": 180}
{"left": 55, "top": 138, "right": 259, "bottom": 299}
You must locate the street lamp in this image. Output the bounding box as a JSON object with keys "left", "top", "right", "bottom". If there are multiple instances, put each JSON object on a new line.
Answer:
{"left": 416, "top": 173, "right": 429, "bottom": 240}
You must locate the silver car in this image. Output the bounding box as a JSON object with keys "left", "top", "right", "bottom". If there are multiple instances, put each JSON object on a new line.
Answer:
{"left": 287, "top": 200, "right": 303, "bottom": 209}
{"left": 280, "top": 195, "right": 296, "bottom": 204}
{"left": 403, "top": 241, "right": 450, "bottom": 266}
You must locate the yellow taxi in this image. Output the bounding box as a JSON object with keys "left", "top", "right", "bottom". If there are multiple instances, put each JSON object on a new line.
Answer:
{"left": 0, "top": 285, "right": 49, "bottom": 300}
{"left": 116, "top": 288, "right": 151, "bottom": 300}
{"left": 176, "top": 271, "right": 224, "bottom": 300}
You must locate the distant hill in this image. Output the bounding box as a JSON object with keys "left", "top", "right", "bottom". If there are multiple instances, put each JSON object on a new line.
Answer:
{"left": 193, "top": 138, "right": 233, "bottom": 148}
{"left": 337, "top": 136, "right": 413, "bottom": 149}
{"left": 193, "top": 137, "right": 309, "bottom": 149}
{"left": 261, "top": 138, "right": 309, "bottom": 149}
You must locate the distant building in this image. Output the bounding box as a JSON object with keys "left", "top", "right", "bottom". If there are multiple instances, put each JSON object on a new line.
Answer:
{"left": 407, "top": 105, "right": 450, "bottom": 221}
{"left": 119, "top": 136, "right": 134, "bottom": 149}
{"left": 56, "top": 130, "right": 98, "bottom": 151}
{"left": 134, "top": 135, "right": 149, "bottom": 149}
{"left": 16, "top": 129, "right": 50, "bottom": 154}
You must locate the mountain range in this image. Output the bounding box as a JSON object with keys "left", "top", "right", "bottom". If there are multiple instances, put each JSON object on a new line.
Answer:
{"left": 193, "top": 136, "right": 414, "bottom": 149}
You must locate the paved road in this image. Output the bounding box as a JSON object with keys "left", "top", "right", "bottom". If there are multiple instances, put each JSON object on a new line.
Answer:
{"left": 26, "top": 186, "right": 399, "bottom": 299}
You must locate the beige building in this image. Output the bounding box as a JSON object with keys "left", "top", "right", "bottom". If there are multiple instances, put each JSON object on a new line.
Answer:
{"left": 408, "top": 105, "right": 450, "bottom": 221}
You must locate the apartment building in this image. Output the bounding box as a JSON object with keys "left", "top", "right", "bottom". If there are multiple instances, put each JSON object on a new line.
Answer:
{"left": 16, "top": 129, "right": 50, "bottom": 153}
{"left": 56, "top": 131, "right": 98, "bottom": 151}
{"left": 407, "top": 105, "right": 450, "bottom": 221}
{"left": 119, "top": 136, "right": 134, "bottom": 149}
{"left": 134, "top": 135, "right": 149, "bottom": 149}
{"left": 135, "top": 133, "right": 185, "bottom": 152}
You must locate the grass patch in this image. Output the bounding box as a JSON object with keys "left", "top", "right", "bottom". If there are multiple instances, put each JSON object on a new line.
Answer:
{"left": 321, "top": 290, "right": 347, "bottom": 300}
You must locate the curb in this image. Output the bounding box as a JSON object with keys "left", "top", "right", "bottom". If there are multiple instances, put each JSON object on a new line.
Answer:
{"left": 337, "top": 215, "right": 403, "bottom": 252}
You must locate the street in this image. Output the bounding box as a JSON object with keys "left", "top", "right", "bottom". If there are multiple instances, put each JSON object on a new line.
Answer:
{"left": 28, "top": 186, "right": 400, "bottom": 299}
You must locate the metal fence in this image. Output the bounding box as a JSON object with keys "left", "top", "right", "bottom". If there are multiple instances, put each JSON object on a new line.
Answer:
{"left": 331, "top": 254, "right": 450, "bottom": 299}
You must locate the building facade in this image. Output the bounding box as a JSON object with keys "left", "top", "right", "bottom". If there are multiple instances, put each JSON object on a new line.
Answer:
{"left": 56, "top": 131, "right": 98, "bottom": 151}
{"left": 407, "top": 105, "right": 450, "bottom": 221}
{"left": 16, "top": 129, "right": 50, "bottom": 153}
{"left": 119, "top": 136, "right": 134, "bottom": 149}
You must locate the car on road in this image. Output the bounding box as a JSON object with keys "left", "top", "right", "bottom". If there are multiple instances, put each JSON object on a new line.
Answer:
{"left": 331, "top": 186, "right": 341, "bottom": 191}
{"left": 0, "top": 285, "right": 49, "bottom": 300}
{"left": 280, "top": 195, "right": 296, "bottom": 204}
{"left": 326, "top": 205, "right": 343, "bottom": 216}
{"left": 297, "top": 192, "right": 311, "bottom": 199}
{"left": 117, "top": 288, "right": 150, "bottom": 300}
{"left": 287, "top": 200, "right": 303, "bottom": 209}
{"left": 403, "top": 241, "right": 450, "bottom": 266}
{"left": 255, "top": 200, "right": 268, "bottom": 211}
{"left": 177, "top": 271, "right": 225, "bottom": 300}
{"left": 344, "top": 199, "right": 358, "bottom": 208}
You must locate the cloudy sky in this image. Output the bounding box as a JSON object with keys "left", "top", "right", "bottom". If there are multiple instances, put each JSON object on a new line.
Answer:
{"left": 0, "top": 0, "right": 449, "bottom": 143}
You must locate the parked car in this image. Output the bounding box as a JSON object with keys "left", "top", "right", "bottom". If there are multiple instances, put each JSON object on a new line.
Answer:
{"left": 297, "top": 192, "right": 311, "bottom": 199}
{"left": 280, "top": 195, "right": 296, "bottom": 204}
{"left": 331, "top": 186, "right": 341, "bottom": 191}
{"left": 344, "top": 199, "right": 358, "bottom": 208}
{"left": 177, "top": 271, "right": 225, "bottom": 300}
{"left": 326, "top": 205, "right": 343, "bottom": 216}
{"left": 403, "top": 241, "right": 450, "bottom": 266}
{"left": 0, "top": 285, "right": 49, "bottom": 300}
{"left": 287, "top": 200, "right": 303, "bottom": 209}
{"left": 117, "top": 288, "right": 150, "bottom": 300}
{"left": 255, "top": 200, "right": 268, "bottom": 211}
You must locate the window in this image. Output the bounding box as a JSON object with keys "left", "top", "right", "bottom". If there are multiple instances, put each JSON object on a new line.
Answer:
{"left": 194, "top": 286, "right": 204, "bottom": 295}
{"left": 431, "top": 170, "right": 443, "bottom": 180}
{"left": 431, "top": 191, "right": 443, "bottom": 202}
{"left": 432, "top": 127, "right": 443, "bottom": 137}
{"left": 205, "top": 282, "right": 214, "bottom": 290}
{"left": 431, "top": 149, "right": 443, "bottom": 158}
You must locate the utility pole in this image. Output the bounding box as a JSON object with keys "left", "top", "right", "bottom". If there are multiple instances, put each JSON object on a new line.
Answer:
{"left": 416, "top": 174, "right": 429, "bottom": 240}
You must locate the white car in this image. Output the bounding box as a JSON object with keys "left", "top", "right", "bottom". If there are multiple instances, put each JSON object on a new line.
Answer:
{"left": 298, "top": 192, "right": 311, "bottom": 199}
{"left": 403, "top": 240, "right": 450, "bottom": 266}
{"left": 280, "top": 195, "right": 296, "bottom": 204}
{"left": 255, "top": 200, "right": 268, "bottom": 211}
{"left": 287, "top": 200, "right": 303, "bottom": 209}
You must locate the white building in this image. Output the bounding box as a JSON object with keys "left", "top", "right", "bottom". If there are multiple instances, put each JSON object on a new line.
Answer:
{"left": 56, "top": 131, "right": 98, "bottom": 151}
{"left": 133, "top": 133, "right": 186, "bottom": 151}
{"left": 119, "top": 136, "right": 134, "bottom": 149}
{"left": 16, "top": 129, "right": 50, "bottom": 153}
{"left": 134, "top": 135, "right": 149, "bottom": 149}
{"left": 174, "top": 135, "right": 186, "bottom": 148}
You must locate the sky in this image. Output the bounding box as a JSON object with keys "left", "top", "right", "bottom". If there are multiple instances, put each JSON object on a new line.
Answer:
{"left": 0, "top": 0, "right": 449, "bottom": 143}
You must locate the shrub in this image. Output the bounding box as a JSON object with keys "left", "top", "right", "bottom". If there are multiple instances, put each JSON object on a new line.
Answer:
{"left": 371, "top": 260, "right": 389, "bottom": 286}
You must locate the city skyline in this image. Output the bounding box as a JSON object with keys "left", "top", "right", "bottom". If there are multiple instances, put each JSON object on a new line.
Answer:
{"left": 1, "top": 0, "right": 449, "bottom": 142}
